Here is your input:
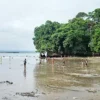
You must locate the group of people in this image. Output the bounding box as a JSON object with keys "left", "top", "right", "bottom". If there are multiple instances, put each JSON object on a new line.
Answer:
{"left": 24, "top": 57, "right": 88, "bottom": 67}
{"left": 51, "top": 57, "right": 88, "bottom": 67}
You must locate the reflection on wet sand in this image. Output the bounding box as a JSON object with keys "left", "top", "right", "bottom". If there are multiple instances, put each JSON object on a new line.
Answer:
{"left": 35, "top": 58, "right": 100, "bottom": 93}
{"left": 0, "top": 53, "right": 41, "bottom": 100}
{"left": 24, "top": 64, "right": 26, "bottom": 78}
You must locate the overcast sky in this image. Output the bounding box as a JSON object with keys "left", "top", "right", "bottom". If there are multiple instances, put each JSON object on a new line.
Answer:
{"left": 0, "top": 0, "right": 99, "bottom": 51}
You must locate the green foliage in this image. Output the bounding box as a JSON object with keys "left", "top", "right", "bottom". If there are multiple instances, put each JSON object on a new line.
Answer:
{"left": 89, "top": 23, "right": 100, "bottom": 52}
{"left": 63, "top": 18, "right": 91, "bottom": 54}
{"left": 33, "top": 20, "right": 61, "bottom": 53}
{"left": 33, "top": 8, "right": 100, "bottom": 56}
{"left": 76, "top": 12, "right": 88, "bottom": 18}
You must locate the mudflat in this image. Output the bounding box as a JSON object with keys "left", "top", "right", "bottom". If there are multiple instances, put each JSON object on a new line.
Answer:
{"left": 0, "top": 53, "right": 100, "bottom": 100}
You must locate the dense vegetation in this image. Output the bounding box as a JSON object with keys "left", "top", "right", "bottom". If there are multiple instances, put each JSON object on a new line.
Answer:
{"left": 33, "top": 8, "right": 100, "bottom": 56}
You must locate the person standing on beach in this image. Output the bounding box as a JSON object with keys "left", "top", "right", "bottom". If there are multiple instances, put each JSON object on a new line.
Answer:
{"left": 85, "top": 59, "right": 88, "bottom": 66}
{"left": 23, "top": 59, "right": 27, "bottom": 78}
{"left": 24, "top": 58, "right": 27, "bottom": 66}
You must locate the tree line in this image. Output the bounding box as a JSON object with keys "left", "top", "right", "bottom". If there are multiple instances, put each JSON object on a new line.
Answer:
{"left": 33, "top": 8, "right": 100, "bottom": 57}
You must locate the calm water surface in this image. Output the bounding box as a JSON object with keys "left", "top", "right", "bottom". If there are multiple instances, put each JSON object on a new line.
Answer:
{"left": 0, "top": 53, "right": 100, "bottom": 100}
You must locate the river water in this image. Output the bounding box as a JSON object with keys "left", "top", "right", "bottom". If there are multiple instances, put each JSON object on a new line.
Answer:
{"left": 0, "top": 53, "right": 100, "bottom": 100}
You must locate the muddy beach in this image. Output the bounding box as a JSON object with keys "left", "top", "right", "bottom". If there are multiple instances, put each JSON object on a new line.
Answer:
{"left": 0, "top": 53, "right": 100, "bottom": 100}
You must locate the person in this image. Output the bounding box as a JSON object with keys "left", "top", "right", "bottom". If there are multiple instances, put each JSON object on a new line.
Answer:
{"left": 85, "top": 59, "right": 88, "bottom": 66}
{"left": 63, "top": 60, "right": 65, "bottom": 65}
{"left": 23, "top": 59, "right": 27, "bottom": 78}
{"left": 24, "top": 58, "right": 27, "bottom": 66}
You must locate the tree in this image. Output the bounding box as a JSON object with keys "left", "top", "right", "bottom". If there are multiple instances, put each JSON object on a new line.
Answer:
{"left": 89, "top": 24, "right": 100, "bottom": 52}
{"left": 88, "top": 8, "right": 100, "bottom": 22}
{"left": 33, "top": 8, "right": 100, "bottom": 56}
{"left": 33, "top": 20, "right": 61, "bottom": 53}
{"left": 76, "top": 12, "right": 88, "bottom": 18}
{"left": 63, "top": 18, "right": 91, "bottom": 55}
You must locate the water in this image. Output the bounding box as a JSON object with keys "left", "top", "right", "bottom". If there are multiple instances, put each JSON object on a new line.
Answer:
{"left": 0, "top": 54, "right": 100, "bottom": 100}
{"left": 0, "top": 53, "right": 39, "bottom": 100}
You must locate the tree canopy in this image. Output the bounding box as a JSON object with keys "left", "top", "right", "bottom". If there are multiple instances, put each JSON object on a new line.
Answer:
{"left": 33, "top": 8, "right": 100, "bottom": 56}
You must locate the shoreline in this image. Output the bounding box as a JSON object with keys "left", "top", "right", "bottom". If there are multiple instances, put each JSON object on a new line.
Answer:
{"left": 45, "top": 56, "right": 100, "bottom": 60}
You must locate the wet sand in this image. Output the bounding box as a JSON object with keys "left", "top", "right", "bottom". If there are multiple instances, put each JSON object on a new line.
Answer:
{"left": 0, "top": 53, "right": 100, "bottom": 100}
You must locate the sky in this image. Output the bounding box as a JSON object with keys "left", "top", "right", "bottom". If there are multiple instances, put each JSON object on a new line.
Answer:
{"left": 0, "top": 0, "right": 99, "bottom": 51}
